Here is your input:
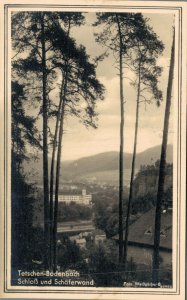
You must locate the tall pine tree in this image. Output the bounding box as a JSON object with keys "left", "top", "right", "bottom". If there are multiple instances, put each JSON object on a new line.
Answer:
{"left": 152, "top": 29, "right": 175, "bottom": 284}
{"left": 123, "top": 21, "right": 164, "bottom": 269}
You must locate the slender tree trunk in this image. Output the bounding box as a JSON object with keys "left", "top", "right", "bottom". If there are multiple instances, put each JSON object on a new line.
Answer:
{"left": 53, "top": 38, "right": 70, "bottom": 272}
{"left": 116, "top": 15, "right": 124, "bottom": 263}
{"left": 49, "top": 112, "right": 59, "bottom": 269}
{"left": 49, "top": 73, "right": 66, "bottom": 270}
{"left": 52, "top": 86, "right": 66, "bottom": 271}
{"left": 123, "top": 62, "right": 141, "bottom": 268}
{"left": 50, "top": 19, "right": 71, "bottom": 271}
{"left": 152, "top": 29, "right": 175, "bottom": 284}
{"left": 41, "top": 12, "right": 50, "bottom": 268}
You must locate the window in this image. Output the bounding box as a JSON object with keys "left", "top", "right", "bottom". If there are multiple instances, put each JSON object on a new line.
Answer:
{"left": 144, "top": 227, "right": 152, "bottom": 235}
{"left": 160, "top": 230, "right": 167, "bottom": 237}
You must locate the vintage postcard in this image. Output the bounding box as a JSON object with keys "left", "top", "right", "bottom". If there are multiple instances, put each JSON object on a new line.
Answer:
{"left": 0, "top": 0, "right": 186, "bottom": 299}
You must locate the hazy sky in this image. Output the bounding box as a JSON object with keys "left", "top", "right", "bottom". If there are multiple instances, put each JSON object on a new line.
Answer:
{"left": 51, "top": 12, "right": 174, "bottom": 161}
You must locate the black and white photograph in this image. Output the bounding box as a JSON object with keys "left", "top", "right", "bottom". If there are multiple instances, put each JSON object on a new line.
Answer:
{"left": 0, "top": 1, "right": 186, "bottom": 299}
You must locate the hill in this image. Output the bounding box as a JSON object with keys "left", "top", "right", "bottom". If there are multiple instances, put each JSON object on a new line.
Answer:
{"left": 23, "top": 144, "right": 173, "bottom": 186}
{"left": 60, "top": 144, "right": 172, "bottom": 184}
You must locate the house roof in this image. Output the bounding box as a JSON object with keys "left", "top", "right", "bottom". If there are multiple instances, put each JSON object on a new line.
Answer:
{"left": 113, "top": 208, "right": 172, "bottom": 250}
{"left": 92, "top": 229, "right": 106, "bottom": 236}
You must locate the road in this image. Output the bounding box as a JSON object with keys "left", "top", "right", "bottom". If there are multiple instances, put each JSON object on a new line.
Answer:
{"left": 57, "top": 220, "right": 95, "bottom": 233}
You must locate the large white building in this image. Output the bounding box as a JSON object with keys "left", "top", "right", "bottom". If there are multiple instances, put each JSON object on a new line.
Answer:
{"left": 54, "top": 189, "right": 92, "bottom": 206}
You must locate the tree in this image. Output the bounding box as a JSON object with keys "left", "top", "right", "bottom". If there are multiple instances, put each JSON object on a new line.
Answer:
{"left": 12, "top": 12, "right": 59, "bottom": 267}
{"left": 50, "top": 15, "right": 105, "bottom": 270}
{"left": 152, "top": 29, "right": 175, "bottom": 283}
{"left": 45, "top": 12, "right": 85, "bottom": 270}
{"left": 58, "top": 237, "right": 85, "bottom": 270}
{"left": 87, "top": 240, "right": 123, "bottom": 287}
{"left": 12, "top": 11, "right": 104, "bottom": 270}
{"left": 11, "top": 80, "right": 41, "bottom": 271}
{"left": 123, "top": 22, "right": 164, "bottom": 268}
{"left": 116, "top": 14, "right": 125, "bottom": 264}
{"left": 11, "top": 12, "right": 88, "bottom": 268}
{"left": 40, "top": 12, "right": 50, "bottom": 268}
{"left": 11, "top": 80, "right": 41, "bottom": 167}
{"left": 94, "top": 12, "right": 160, "bottom": 263}
{"left": 57, "top": 202, "right": 92, "bottom": 222}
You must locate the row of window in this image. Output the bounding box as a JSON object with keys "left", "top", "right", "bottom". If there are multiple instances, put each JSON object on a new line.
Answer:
{"left": 59, "top": 196, "right": 80, "bottom": 201}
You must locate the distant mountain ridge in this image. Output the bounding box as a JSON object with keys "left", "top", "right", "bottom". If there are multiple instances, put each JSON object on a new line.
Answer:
{"left": 60, "top": 144, "right": 172, "bottom": 184}
{"left": 24, "top": 144, "right": 173, "bottom": 185}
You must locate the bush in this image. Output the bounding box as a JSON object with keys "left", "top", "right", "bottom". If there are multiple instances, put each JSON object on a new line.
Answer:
{"left": 87, "top": 240, "right": 124, "bottom": 287}
{"left": 57, "top": 237, "right": 87, "bottom": 272}
{"left": 58, "top": 202, "right": 92, "bottom": 222}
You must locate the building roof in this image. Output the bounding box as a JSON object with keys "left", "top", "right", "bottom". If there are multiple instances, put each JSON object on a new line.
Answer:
{"left": 113, "top": 208, "right": 172, "bottom": 250}
{"left": 76, "top": 238, "right": 86, "bottom": 244}
{"left": 92, "top": 229, "right": 106, "bottom": 236}
{"left": 58, "top": 190, "right": 83, "bottom": 196}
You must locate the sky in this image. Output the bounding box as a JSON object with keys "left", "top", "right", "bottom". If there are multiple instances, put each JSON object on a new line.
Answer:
{"left": 54, "top": 12, "right": 174, "bottom": 161}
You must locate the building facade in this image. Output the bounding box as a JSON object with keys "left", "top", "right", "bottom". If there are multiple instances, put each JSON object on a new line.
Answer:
{"left": 54, "top": 189, "right": 92, "bottom": 206}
